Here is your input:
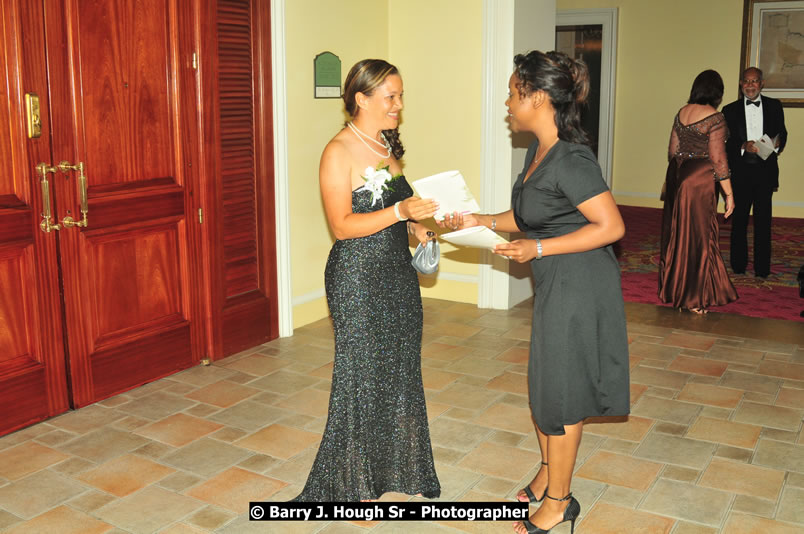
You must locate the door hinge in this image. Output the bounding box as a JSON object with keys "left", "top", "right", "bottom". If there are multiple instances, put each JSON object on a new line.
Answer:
{"left": 192, "top": 52, "right": 198, "bottom": 70}
{"left": 198, "top": 208, "right": 203, "bottom": 224}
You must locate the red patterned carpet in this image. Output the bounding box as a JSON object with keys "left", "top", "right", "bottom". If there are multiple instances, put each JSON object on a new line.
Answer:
{"left": 615, "top": 205, "right": 803, "bottom": 322}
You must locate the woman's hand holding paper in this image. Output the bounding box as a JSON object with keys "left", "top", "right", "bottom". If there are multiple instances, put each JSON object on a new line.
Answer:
{"left": 400, "top": 196, "right": 439, "bottom": 221}
{"left": 436, "top": 211, "right": 479, "bottom": 231}
{"left": 493, "top": 240, "right": 539, "bottom": 263}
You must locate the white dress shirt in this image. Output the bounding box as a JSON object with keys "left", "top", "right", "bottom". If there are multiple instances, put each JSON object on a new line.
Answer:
{"left": 745, "top": 96, "right": 763, "bottom": 141}
{"left": 741, "top": 95, "right": 779, "bottom": 155}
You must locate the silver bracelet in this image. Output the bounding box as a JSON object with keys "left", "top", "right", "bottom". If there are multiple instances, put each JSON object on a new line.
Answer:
{"left": 535, "top": 238, "right": 543, "bottom": 260}
{"left": 491, "top": 217, "right": 496, "bottom": 231}
{"left": 393, "top": 201, "right": 408, "bottom": 221}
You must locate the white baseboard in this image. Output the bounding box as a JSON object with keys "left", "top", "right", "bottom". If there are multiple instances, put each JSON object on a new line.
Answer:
{"left": 292, "top": 288, "right": 326, "bottom": 307}
{"left": 292, "top": 270, "right": 480, "bottom": 309}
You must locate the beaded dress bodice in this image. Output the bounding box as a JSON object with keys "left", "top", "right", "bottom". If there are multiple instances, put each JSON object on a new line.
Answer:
{"left": 668, "top": 112, "right": 730, "bottom": 181}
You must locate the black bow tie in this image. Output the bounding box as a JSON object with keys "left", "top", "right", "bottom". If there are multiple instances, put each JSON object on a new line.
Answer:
{"left": 746, "top": 99, "right": 760, "bottom": 107}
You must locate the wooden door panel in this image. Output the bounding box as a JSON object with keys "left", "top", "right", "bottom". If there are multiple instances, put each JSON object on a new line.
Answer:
{"left": 0, "top": 366, "right": 48, "bottom": 432}
{"left": 0, "top": 3, "right": 28, "bottom": 206}
{"left": 89, "top": 184, "right": 184, "bottom": 227}
{"left": 0, "top": 245, "right": 54, "bottom": 429}
{"left": 0, "top": 210, "right": 32, "bottom": 243}
{"left": 0, "top": 0, "right": 69, "bottom": 436}
{"left": 205, "top": 0, "right": 278, "bottom": 357}
{"left": 91, "top": 321, "right": 191, "bottom": 400}
{"left": 0, "top": 250, "right": 33, "bottom": 360}
{"left": 223, "top": 176, "right": 259, "bottom": 297}
{"left": 92, "top": 226, "right": 184, "bottom": 338}
{"left": 222, "top": 293, "right": 271, "bottom": 355}
{"left": 89, "top": 225, "right": 183, "bottom": 338}
{"left": 47, "top": 0, "right": 200, "bottom": 406}
{"left": 218, "top": 0, "right": 262, "bottom": 303}
{"left": 78, "top": 0, "right": 175, "bottom": 184}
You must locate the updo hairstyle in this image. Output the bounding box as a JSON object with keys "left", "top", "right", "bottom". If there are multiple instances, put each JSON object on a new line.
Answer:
{"left": 687, "top": 69, "right": 724, "bottom": 108}
{"left": 342, "top": 59, "right": 405, "bottom": 160}
{"left": 512, "top": 50, "right": 591, "bottom": 145}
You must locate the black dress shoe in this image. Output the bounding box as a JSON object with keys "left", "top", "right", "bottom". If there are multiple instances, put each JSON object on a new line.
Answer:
{"left": 517, "top": 462, "right": 548, "bottom": 503}
{"left": 733, "top": 270, "right": 745, "bottom": 275}
{"left": 755, "top": 273, "right": 769, "bottom": 279}
{"left": 519, "top": 493, "right": 581, "bottom": 533}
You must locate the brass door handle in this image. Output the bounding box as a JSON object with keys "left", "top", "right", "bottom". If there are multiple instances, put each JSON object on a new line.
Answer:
{"left": 36, "top": 163, "right": 60, "bottom": 232}
{"left": 58, "top": 161, "right": 88, "bottom": 228}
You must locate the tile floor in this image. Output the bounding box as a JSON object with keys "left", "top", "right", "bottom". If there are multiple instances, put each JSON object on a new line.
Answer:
{"left": 0, "top": 298, "right": 802, "bottom": 533}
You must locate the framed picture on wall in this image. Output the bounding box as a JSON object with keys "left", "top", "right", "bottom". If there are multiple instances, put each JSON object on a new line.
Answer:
{"left": 742, "top": 0, "right": 804, "bottom": 106}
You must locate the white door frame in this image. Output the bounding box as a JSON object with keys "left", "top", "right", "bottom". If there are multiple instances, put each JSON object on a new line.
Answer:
{"left": 271, "top": 0, "right": 293, "bottom": 337}
{"left": 556, "top": 8, "right": 618, "bottom": 187}
{"left": 478, "top": 0, "right": 556, "bottom": 309}
{"left": 478, "top": 0, "right": 516, "bottom": 309}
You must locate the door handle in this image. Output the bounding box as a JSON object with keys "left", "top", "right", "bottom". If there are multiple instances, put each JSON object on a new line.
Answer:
{"left": 58, "top": 161, "right": 88, "bottom": 228}
{"left": 35, "top": 163, "right": 60, "bottom": 233}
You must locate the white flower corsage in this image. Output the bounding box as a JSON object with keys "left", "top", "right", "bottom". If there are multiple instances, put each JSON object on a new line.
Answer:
{"left": 357, "top": 163, "right": 401, "bottom": 206}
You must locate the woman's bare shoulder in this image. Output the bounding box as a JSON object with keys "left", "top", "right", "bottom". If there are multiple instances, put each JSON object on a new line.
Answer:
{"left": 678, "top": 104, "right": 719, "bottom": 126}
{"left": 321, "top": 130, "right": 353, "bottom": 162}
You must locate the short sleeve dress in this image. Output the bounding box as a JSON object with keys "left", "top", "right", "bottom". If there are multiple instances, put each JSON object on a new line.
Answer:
{"left": 512, "top": 140, "right": 630, "bottom": 435}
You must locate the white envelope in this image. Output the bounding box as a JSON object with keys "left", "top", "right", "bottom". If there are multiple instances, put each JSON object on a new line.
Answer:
{"left": 440, "top": 226, "right": 508, "bottom": 250}
{"left": 411, "top": 171, "right": 481, "bottom": 221}
{"left": 755, "top": 134, "right": 775, "bottom": 160}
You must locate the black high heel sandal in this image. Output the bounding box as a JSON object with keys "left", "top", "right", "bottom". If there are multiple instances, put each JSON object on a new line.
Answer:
{"left": 518, "top": 461, "right": 548, "bottom": 503}
{"left": 519, "top": 492, "right": 581, "bottom": 534}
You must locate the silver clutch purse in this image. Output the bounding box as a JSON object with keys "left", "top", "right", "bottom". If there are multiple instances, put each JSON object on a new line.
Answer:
{"left": 411, "top": 232, "right": 439, "bottom": 274}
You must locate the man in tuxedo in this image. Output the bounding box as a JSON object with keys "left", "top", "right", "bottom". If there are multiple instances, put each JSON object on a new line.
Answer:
{"left": 722, "top": 67, "right": 787, "bottom": 278}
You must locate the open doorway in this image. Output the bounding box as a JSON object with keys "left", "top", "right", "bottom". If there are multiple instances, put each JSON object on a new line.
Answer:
{"left": 556, "top": 24, "right": 603, "bottom": 156}
{"left": 556, "top": 9, "right": 618, "bottom": 187}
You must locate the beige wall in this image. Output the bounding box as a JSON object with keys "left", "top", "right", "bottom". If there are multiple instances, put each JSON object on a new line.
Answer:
{"left": 388, "top": 1, "right": 485, "bottom": 304}
{"left": 285, "top": 0, "right": 486, "bottom": 328}
{"left": 558, "top": 0, "right": 804, "bottom": 217}
{"left": 285, "top": 0, "right": 804, "bottom": 329}
{"left": 285, "top": 1, "right": 389, "bottom": 327}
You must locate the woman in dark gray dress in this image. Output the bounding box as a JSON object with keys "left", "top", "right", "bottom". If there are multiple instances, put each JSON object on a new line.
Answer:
{"left": 445, "top": 51, "right": 630, "bottom": 533}
{"left": 292, "top": 59, "right": 441, "bottom": 501}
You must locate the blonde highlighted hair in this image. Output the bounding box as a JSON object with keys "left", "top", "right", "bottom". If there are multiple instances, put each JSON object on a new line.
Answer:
{"left": 342, "top": 59, "right": 405, "bottom": 160}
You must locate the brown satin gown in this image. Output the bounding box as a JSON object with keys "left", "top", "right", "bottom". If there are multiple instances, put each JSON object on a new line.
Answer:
{"left": 659, "top": 112, "right": 738, "bottom": 309}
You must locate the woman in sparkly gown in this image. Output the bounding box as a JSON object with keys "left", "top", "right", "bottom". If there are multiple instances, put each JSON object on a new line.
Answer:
{"left": 292, "top": 59, "right": 441, "bottom": 502}
{"left": 659, "top": 70, "right": 737, "bottom": 313}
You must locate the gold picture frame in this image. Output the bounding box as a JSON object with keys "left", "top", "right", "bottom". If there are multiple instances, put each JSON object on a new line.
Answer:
{"left": 741, "top": 0, "right": 804, "bottom": 106}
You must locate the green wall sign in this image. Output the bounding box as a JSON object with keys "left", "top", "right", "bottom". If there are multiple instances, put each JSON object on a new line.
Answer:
{"left": 314, "top": 52, "right": 341, "bottom": 98}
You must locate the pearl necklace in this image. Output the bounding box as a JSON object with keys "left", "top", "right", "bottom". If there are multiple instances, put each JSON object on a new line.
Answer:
{"left": 347, "top": 121, "right": 391, "bottom": 158}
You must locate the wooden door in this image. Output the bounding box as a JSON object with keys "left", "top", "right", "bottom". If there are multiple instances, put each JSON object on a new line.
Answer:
{"left": 0, "top": 0, "right": 70, "bottom": 435}
{"left": 44, "top": 0, "right": 202, "bottom": 406}
{"left": 201, "top": 0, "right": 278, "bottom": 358}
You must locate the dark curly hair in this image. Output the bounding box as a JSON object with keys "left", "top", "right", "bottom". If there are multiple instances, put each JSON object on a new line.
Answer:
{"left": 687, "top": 69, "right": 724, "bottom": 108}
{"left": 342, "top": 59, "right": 405, "bottom": 160}
{"left": 513, "top": 50, "right": 591, "bottom": 145}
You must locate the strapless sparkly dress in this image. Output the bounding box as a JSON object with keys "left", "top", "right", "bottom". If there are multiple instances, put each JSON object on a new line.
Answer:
{"left": 292, "top": 176, "right": 441, "bottom": 501}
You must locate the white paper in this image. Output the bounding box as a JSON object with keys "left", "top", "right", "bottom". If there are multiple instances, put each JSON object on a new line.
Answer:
{"left": 410, "top": 170, "right": 481, "bottom": 221}
{"left": 755, "top": 134, "right": 775, "bottom": 160}
{"left": 440, "top": 226, "right": 508, "bottom": 250}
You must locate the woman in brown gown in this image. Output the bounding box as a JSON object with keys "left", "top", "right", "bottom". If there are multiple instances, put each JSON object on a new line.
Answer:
{"left": 659, "top": 70, "right": 738, "bottom": 313}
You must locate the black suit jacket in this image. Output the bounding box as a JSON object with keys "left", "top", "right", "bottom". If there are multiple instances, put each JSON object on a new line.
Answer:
{"left": 722, "top": 95, "right": 787, "bottom": 190}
